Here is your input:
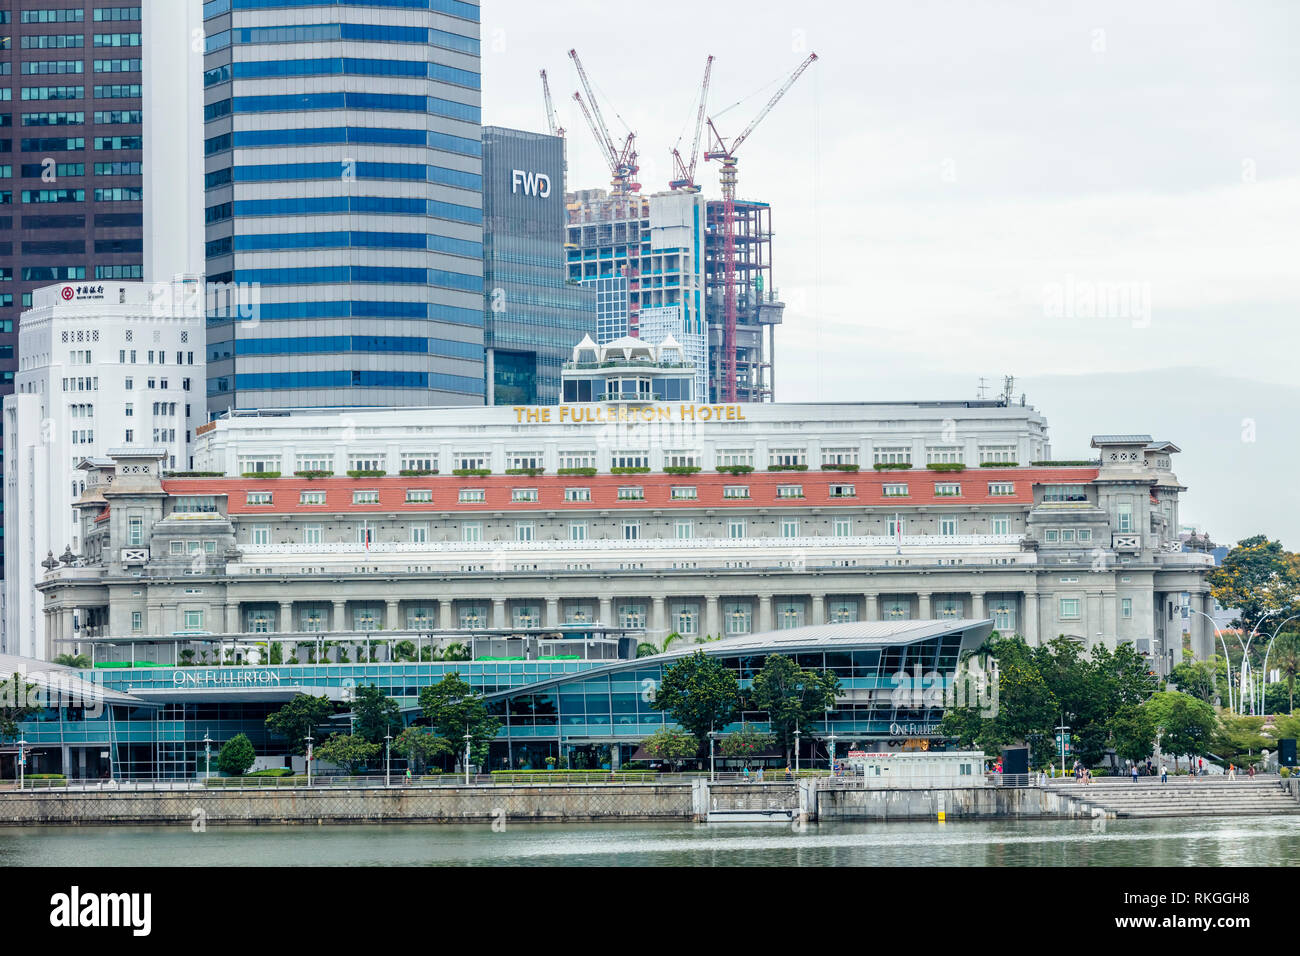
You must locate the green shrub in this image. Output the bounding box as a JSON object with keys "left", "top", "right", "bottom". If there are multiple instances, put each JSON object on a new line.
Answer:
{"left": 715, "top": 465, "right": 754, "bottom": 475}
{"left": 926, "top": 463, "right": 966, "bottom": 472}
{"left": 820, "top": 463, "right": 860, "bottom": 472}
{"left": 26, "top": 773, "right": 66, "bottom": 780}
{"left": 166, "top": 471, "right": 225, "bottom": 478}
{"left": 346, "top": 469, "right": 386, "bottom": 478}
{"left": 452, "top": 468, "right": 491, "bottom": 477}
{"left": 293, "top": 470, "right": 334, "bottom": 479}
{"left": 217, "top": 733, "right": 256, "bottom": 776}
{"left": 1030, "top": 460, "right": 1098, "bottom": 467}
{"left": 399, "top": 469, "right": 439, "bottom": 476}
{"left": 767, "top": 464, "right": 808, "bottom": 471}
{"left": 245, "top": 768, "right": 294, "bottom": 777}
{"left": 979, "top": 461, "right": 1019, "bottom": 468}
{"left": 505, "top": 467, "right": 545, "bottom": 476}
{"left": 873, "top": 462, "right": 911, "bottom": 470}
{"left": 664, "top": 465, "right": 701, "bottom": 475}
{"left": 611, "top": 466, "right": 650, "bottom": 474}
{"left": 241, "top": 471, "right": 281, "bottom": 479}
{"left": 1281, "top": 767, "right": 1292, "bottom": 778}
{"left": 557, "top": 467, "right": 597, "bottom": 477}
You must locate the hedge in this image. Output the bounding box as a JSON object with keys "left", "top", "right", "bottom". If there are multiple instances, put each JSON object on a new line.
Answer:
{"left": 557, "top": 467, "right": 597, "bottom": 477}
{"left": 926, "top": 463, "right": 966, "bottom": 472}
{"left": 399, "top": 469, "right": 439, "bottom": 476}
{"left": 294, "top": 470, "right": 334, "bottom": 479}
{"left": 873, "top": 462, "right": 911, "bottom": 470}
{"left": 664, "top": 466, "right": 702, "bottom": 475}
{"left": 241, "top": 471, "right": 281, "bottom": 479}
{"left": 346, "top": 469, "right": 386, "bottom": 478}
{"left": 452, "top": 468, "right": 491, "bottom": 477}
{"left": 1031, "top": 460, "right": 1099, "bottom": 467}
{"left": 505, "top": 468, "right": 545, "bottom": 476}
{"left": 716, "top": 465, "right": 755, "bottom": 475}
{"left": 611, "top": 466, "right": 650, "bottom": 474}
{"left": 167, "top": 471, "right": 225, "bottom": 478}
{"left": 820, "top": 464, "right": 860, "bottom": 472}
{"left": 767, "top": 464, "right": 808, "bottom": 471}
{"left": 246, "top": 768, "right": 295, "bottom": 777}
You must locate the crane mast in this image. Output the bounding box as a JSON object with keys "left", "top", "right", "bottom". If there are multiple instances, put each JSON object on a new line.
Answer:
{"left": 540, "top": 69, "right": 564, "bottom": 137}
{"left": 670, "top": 54, "right": 714, "bottom": 192}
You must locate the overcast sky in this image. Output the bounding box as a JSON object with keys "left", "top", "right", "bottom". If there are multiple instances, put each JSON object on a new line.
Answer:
{"left": 481, "top": 0, "right": 1300, "bottom": 547}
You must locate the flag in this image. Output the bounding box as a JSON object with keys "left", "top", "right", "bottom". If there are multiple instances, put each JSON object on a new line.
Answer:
{"left": 363, "top": 519, "right": 370, "bottom": 551}
{"left": 894, "top": 512, "right": 903, "bottom": 553}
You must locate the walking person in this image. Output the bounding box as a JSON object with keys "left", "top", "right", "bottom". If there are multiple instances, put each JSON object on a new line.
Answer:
{"left": 1228, "top": 763, "right": 1236, "bottom": 780}
{"left": 1132, "top": 763, "right": 1139, "bottom": 783}
{"left": 1248, "top": 764, "right": 1256, "bottom": 779}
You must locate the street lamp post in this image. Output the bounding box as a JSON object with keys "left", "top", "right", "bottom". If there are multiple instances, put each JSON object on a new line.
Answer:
{"left": 1239, "top": 610, "right": 1279, "bottom": 715}
{"left": 202, "top": 731, "right": 212, "bottom": 783}
{"left": 464, "top": 725, "right": 472, "bottom": 786}
{"left": 304, "top": 734, "right": 313, "bottom": 787}
{"left": 1189, "top": 609, "right": 1234, "bottom": 713}
{"left": 384, "top": 728, "right": 392, "bottom": 788}
{"left": 794, "top": 727, "right": 802, "bottom": 774}
{"left": 708, "top": 730, "right": 718, "bottom": 782}
{"left": 17, "top": 738, "right": 26, "bottom": 790}
{"left": 827, "top": 731, "right": 837, "bottom": 775}
{"left": 1260, "top": 615, "right": 1300, "bottom": 716}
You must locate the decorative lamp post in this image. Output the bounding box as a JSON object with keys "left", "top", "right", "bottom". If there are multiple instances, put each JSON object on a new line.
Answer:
{"left": 17, "top": 738, "right": 26, "bottom": 790}
{"left": 384, "top": 728, "right": 392, "bottom": 788}
{"left": 464, "top": 726, "right": 472, "bottom": 786}
{"left": 202, "top": 731, "right": 212, "bottom": 782}
{"left": 708, "top": 729, "right": 718, "bottom": 782}
{"left": 304, "top": 734, "right": 314, "bottom": 787}
{"left": 794, "top": 727, "right": 802, "bottom": 774}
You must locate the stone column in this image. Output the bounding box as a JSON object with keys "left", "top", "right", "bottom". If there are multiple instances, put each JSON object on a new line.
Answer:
{"left": 224, "top": 602, "right": 239, "bottom": 635}
{"left": 1087, "top": 592, "right": 1103, "bottom": 649}
{"left": 332, "top": 599, "right": 347, "bottom": 633}
{"left": 598, "top": 596, "right": 613, "bottom": 625}
{"left": 758, "top": 594, "right": 773, "bottom": 633}
{"left": 546, "top": 598, "right": 561, "bottom": 628}
{"left": 439, "top": 600, "right": 452, "bottom": 631}
{"left": 385, "top": 599, "right": 400, "bottom": 632}
{"left": 971, "top": 592, "right": 986, "bottom": 620}
{"left": 863, "top": 593, "right": 879, "bottom": 621}
{"left": 279, "top": 601, "right": 294, "bottom": 633}
{"left": 1023, "top": 591, "right": 1040, "bottom": 645}
{"left": 811, "top": 593, "right": 826, "bottom": 626}
{"left": 1102, "top": 592, "right": 1117, "bottom": 647}
{"left": 651, "top": 596, "right": 666, "bottom": 635}
{"left": 492, "top": 598, "right": 507, "bottom": 629}
{"left": 705, "top": 595, "right": 720, "bottom": 639}
{"left": 917, "top": 592, "right": 932, "bottom": 619}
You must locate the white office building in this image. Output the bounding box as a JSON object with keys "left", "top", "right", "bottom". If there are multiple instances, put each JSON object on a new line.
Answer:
{"left": 2, "top": 279, "right": 206, "bottom": 658}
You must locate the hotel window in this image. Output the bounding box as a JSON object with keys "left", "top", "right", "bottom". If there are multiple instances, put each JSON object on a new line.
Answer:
{"left": 670, "top": 486, "right": 697, "bottom": 500}
{"left": 991, "top": 601, "right": 1016, "bottom": 632}
{"left": 406, "top": 607, "right": 434, "bottom": 630}
{"left": 131, "top": 610, "right": 142, "bottom": 632}
{"left": 777, "top": 484, "right": 804, "bottom": 499}
{"left": 769, "top": 448, "right": 806, "bottom": 468}
{"left": 935, "top": 482, "right": 961, "bottom": 497}
{"left": 357, "top": 524, "right": 375, "bottom": 547}
{"left": 979, "top": 445, "right": 1017, "bottom": 464}
{"left": 462, "top": 522, "right": 482, "bottom": 542}
{"left": 565, "top": 605, "right": 593, "bottom": 625}
{"left": 1042, "top": 484, "right": 1088, "bottom": 503}
{"left": 1061, "top": 529, "right": 1076, "bottom": 543}
{"left": 169, "top": 540, "right": 183, "bottom": 555}
{"left": 516, "top": 521, "right": 534, "bottom": 542}
{"left": 882, "top": 598, "right": 911, "bottom": 619}
{"left": 353, "top": 607, "right": 381, "bottom": 632}
{"left": 723, "top": 485, "right": 749, "bottom": 499}
{"left": 623, "top": 521, "right": 640, "bottom": 540}
{"left": 927, "top": 446, "right": 963, "bottom": 465}
{"left": 507, "top": 451, "right": 543, "bottom": 471}
{"left": 406, "top": 489, "right": 433, "bottom": 504}
{"left": 184, "top": 610, "right": 204, "bottom": 630}
{"left": 1044, "top": 530, "right": 1060, "bottom": 543}
{"left": 174, "top": 496, "right": 219, "bottom": 514}
{"left": 716, "top": 448, "right": 753, "bottom": 469}
{"left": 874, "top": 446, "right": 911, "bottom": 466}
{"left": 829, "top": 600, "right": 858, "bottom": 624}
{"left": 454, "top": 452, "right": 488, "bottom": 471}
{"left": 459, "top": 489, "right": 486, "bottom": 504}
{"left": 828, "top": 484, "right": 856, "bottom": 498}
{"left": 564, "top": 487, "right": 590, "bottom": 502}
{"left": 511, "top": 488, "right": 538, "bottom": 503}
{"left": 250, "top": 525, "right": 270, "bottom": 546}
{"left": 617, "top": 485, "right": 644, "bottom": 501}
{"left": 675, "top": 519, "right": 694, "bottom": 540}
{"left": 401, "top": 454, "right": 436, "bottom": 473}
{"left": 724, "top": 602, "right": 752, "bottom": 635}
{"left": 664, "top": 450, "right": 699, "bottom": 468}
{"left": 883, "top": 483, "right": 909, "bottom": 497}
{"left": 300, "top": 491, "right": 326, "bottom": 505}
{"left": 988, "top": 482, "right": 1015, "bottom": 496}
{"left": 1059, "top": 598, "right": 1081, "bottom": 620}
{"left": 777, "top": 601, "right": 804, "bottom": 629}
{"left": 459, "top": 606, "right": 487, "bottom": 629}
{"left": 353, "top": 490, "right": 379, "bottom": 505}
{"left": 303, "top": 524, "right": 322, "bottom": 545}
{"left": 676, "top": 606, "right": 698, "bottom": 635}
{"left": 939, "top": 517, "right": 958, "bottom": 536}
{"left": 611, "top": 450, "right": 649, "bottom": 469}
{"left": 348, "top": 455, "right": 383, "bottom": 473}
{"left": 296, "top": 455, "right": 333, "bottom": 473}
{"left": 246, "top": 491, "right": 272, "bottom": 506}
{"left": 300, "top": 608, "right": 327, "bottom": 632}
{"left": 569, "top": 521, "right": 587, "bottom": 541}
{"left": 781, "top": 518, "right": 799, "bottom": 538}
{"left": 822, "top": 447, "right": 859, "bottom": 467}
{"left": 619, "top": 604, "right": 646, "bottom": 629}
{"left": 410, "top": 523, "right": 429, "bottom": 544}
{"left": 991, "top": 516, "right": 1011, "bottom": 536}
{"left": 934, "top": 597, "right": 963, "bottom": 618}
{"left": 728, "top": 518, "right": 745, "bottom": 539}
{"left": 1116, "top": 502, "right": 1134, "bottom": 532}
{"left": 833, "top": 517, "right": 852, "bottom": 537}
{"left": 1078, "top": 529, "right": 1092, "bottom": 543}
{"left": 558, "top": 451, "right": 596, "bottom": 470}
{"left": 513, "top": 606, "right": 540, "bottom": 628}
{"left": 239, "top": 455, "right": 280, "bottom": 474}
{"left": 1122, "top": 598, "right": 1133, "bottom": 619}
{"left": 247, "top": 611, "right": 274, "bottom": 634}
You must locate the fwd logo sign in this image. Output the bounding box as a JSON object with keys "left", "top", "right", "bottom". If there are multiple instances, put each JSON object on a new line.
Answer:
{"left": 512, "top": 169, "right": 552, "bottom": 198}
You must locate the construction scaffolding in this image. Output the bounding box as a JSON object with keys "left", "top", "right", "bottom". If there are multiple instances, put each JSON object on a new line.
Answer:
{"left": 705, "top": 199, "right": 781, "bottom": 403}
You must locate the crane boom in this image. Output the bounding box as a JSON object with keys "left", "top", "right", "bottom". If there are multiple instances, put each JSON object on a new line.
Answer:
{"left": 568, "top": 48, "right": 639, "bottom": 195}
{"left": 670, "top": 55, "right": 714, "bottom": 190}
{"left": 707, "top": 52, "right": 818, "bottom": 160}
{"left": 568, "top": 49, "right": 618, "bottom": 166}
{"left": 540, "top": 69, "right": 564, "bottom": 137}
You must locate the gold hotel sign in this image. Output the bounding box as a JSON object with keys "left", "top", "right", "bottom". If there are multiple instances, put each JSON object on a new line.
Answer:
{"left": 513, "top": 404, "right": 748, "bottom": 424}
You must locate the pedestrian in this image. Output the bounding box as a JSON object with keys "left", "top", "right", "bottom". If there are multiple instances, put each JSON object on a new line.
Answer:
{"left": 1249, "top": 765, "right": 1256, "bottom": 779}
{"left": 405, "top": 766, "right": 412, "bottom": 786}
{"left": 1160, "top": 764, "right": 1167, "bottom": 783}
{"left": 743, "top": 765, "right": 750, "bottom": 782}
{"left": 1228, "top": 763, "right": 1236, "bottom": 780}
{"left": 1198, "top": 757, "right": 1204, "bottom": 775}
{"left": 1131, "top": 763, "right": 1139, "bottom": 783}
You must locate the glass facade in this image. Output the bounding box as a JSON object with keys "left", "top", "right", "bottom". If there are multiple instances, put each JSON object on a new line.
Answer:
{"left": 481, "top": 126, "right": 594, "bottom": 405}
{"left": 202, "top": 0, "right": 485, "bottom": 411}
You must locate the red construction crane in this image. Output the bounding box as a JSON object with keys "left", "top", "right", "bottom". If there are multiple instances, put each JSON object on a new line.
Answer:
{"left": 568, "top": 48, "right": 639, "bottom": 195}
{"left": 705, "top": 53, "right": 818, "bottom": 402}
{"left": 540, "top": 69, "right": 564, "bottom": 137}
{"left": 669, "top": 54, "right": 715, "bottom": 192}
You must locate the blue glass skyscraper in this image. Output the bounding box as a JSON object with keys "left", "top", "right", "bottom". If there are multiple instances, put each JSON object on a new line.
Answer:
{"left": 200, "top": 0, "right": 485, "bottom": 412}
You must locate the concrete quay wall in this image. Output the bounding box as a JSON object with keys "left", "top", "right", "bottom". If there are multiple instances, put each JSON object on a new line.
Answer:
{"left": 817, "top": 785, "right": 1084, "bottom": 821}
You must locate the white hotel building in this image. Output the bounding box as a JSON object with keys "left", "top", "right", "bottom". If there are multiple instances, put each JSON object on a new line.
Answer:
{"left": 33, "top": 399, "right": 1216, "bottom": 673}
{"left": 3, "top": 279, "right": 206, "bottom": 659}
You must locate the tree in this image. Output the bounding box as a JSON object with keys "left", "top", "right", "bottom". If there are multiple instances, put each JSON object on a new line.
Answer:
{"left": 640, "top": 728, "right": 699, "bottom": 771}
{"left": 1144, "top": 692, "right": 1217, "bottom": 770}
{"left": 0, "top": 672, "right": 42, "bottom": 740}
{"left": 942, "top": 635, "right": 1058, "bottom": 760}
{"left": 217, "top": 733, "right": 256, "bottom": 776}
{"left": 719, "top": 724, "right": 775, "bottom": 770}
{"left": 1170, "top": 654, "right": 1226, "bottom": 705}
{"left": 351, "top": 684, "right": 402, "bottom": 744}
{"left": 1271, "top": 632, "right": 1300, "bottom": 713}
{"left": 650, "top": 650, "right": 741, "bottom": 748}
{"left": 748, "top": 654, "right": 840, "bottom": 764}
{"left": 1209, "top": 535, "right": 1300, "bottom": 635}
{"left": 52, "top": 654, "right": 91, "bottom": 669}
{"left": 265, "top": 694, "right": 334, "bottom": 756}
{"left": 393, "top": 727, "right": 453, "bottom": 772}
{"left": 314, "top": 733, "right": 381, "bottom": 775}
{"left": 1108, "top": 705, "right": 1157, "bottom": 766}
{"left": 418, "top": 672, "right": 501, "bottom": 767}
{"left": 1213, "top": 713, "right": 1270, "bottom": 768}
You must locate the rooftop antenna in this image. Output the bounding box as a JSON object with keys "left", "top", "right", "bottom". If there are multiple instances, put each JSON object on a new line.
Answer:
{"left": 977, "top": 377, "right": 990, "bottom": 400}
{"left": 1002, "top": 375, "right": 1016, "bottom": 406}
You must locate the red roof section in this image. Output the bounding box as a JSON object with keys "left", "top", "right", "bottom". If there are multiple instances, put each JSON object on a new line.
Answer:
{"left": 163, "top": 467, "right": 1099, "bottom": 516}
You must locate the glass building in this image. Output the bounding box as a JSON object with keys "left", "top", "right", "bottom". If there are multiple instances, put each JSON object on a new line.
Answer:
{"left": 481, "top": 126, "right": 594, "bottom": 405}
{"left": 200, "top": 0, "right": 486, "bottom": 413}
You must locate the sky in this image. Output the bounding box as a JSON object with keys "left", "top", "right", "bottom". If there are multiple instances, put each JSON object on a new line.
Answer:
{"left": 480, "top": 0, "right": 1300, "bottom": 547}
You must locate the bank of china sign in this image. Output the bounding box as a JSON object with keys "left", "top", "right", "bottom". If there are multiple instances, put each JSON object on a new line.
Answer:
{"left": 172, "top": 670, "right": 283, "bottom": 687}
{"left": 513, "top": 404, "right": 748, "bottom": 424}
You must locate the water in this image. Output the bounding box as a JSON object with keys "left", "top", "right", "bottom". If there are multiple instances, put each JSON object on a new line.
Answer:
{"left": 0, "top": 816, "right": 1297, "bottom": 866}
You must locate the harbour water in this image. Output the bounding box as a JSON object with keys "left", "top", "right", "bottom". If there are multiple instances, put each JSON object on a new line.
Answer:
{"left": 1, "top": 815, "right": 1297, "bottom": 866}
